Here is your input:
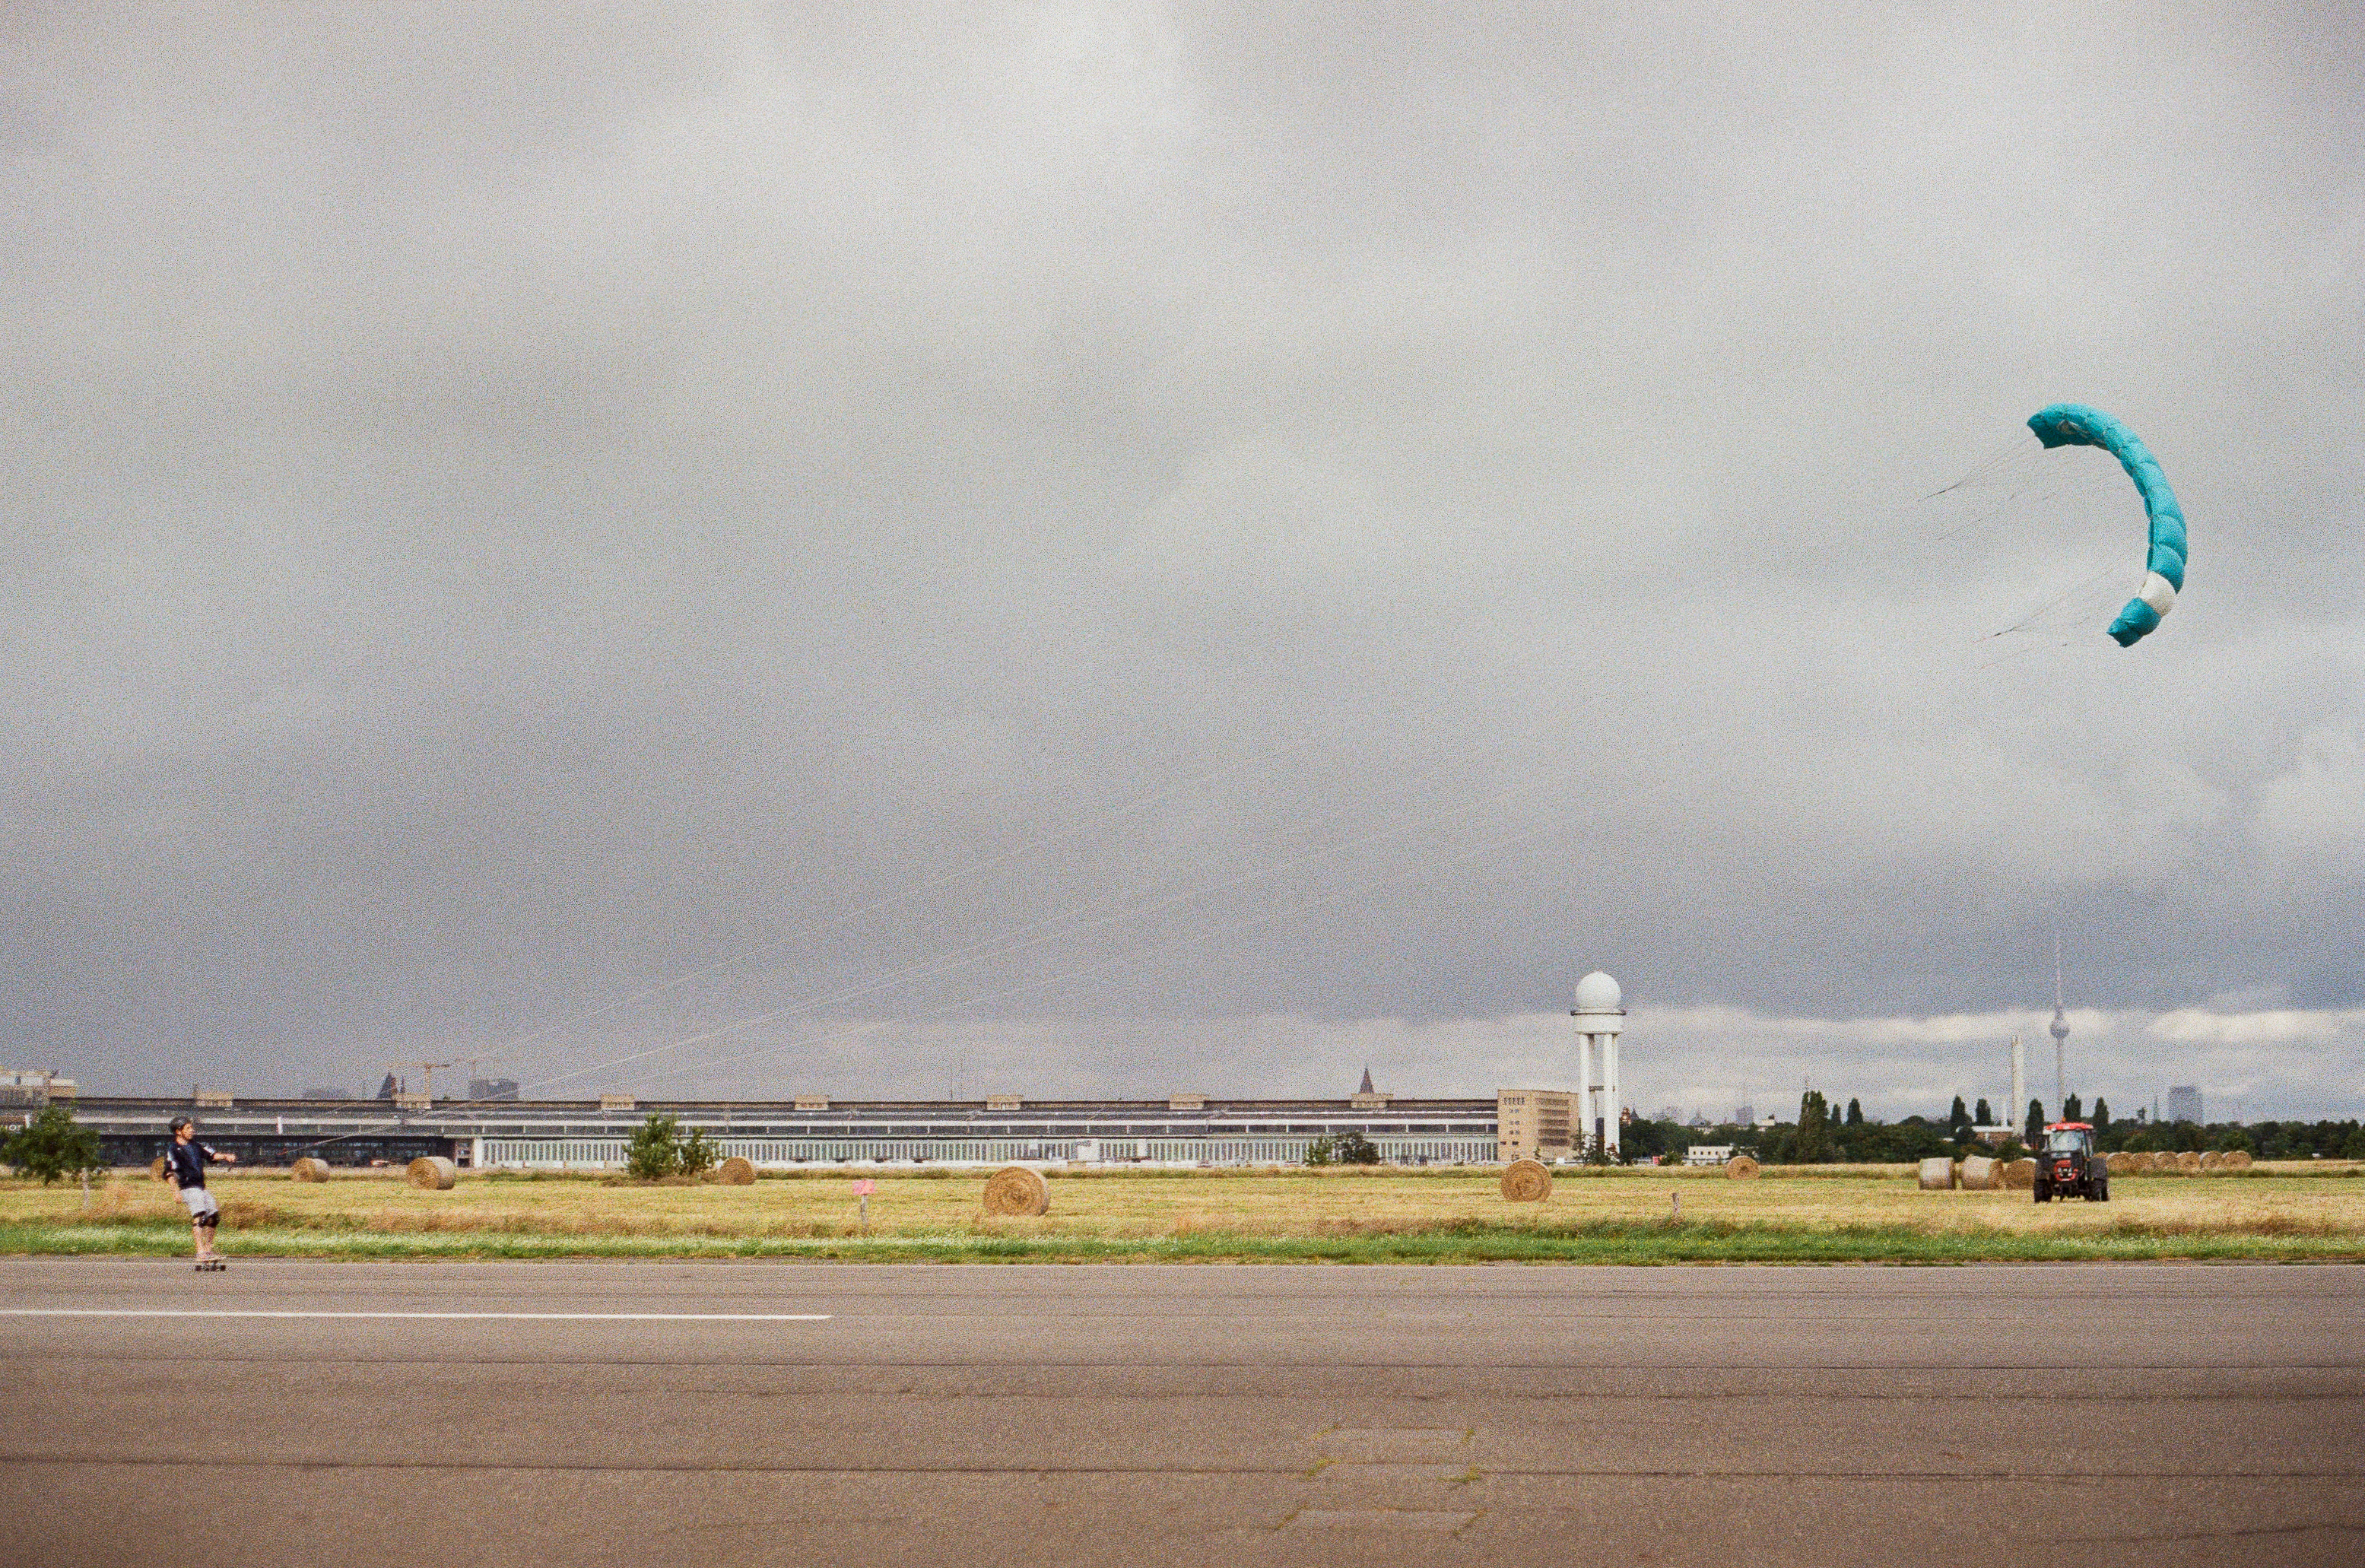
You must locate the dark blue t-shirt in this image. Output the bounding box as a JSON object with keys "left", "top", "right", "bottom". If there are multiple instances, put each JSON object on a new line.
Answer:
{"left": 164, "top": 1142, "right": 217, "bottom": 1190}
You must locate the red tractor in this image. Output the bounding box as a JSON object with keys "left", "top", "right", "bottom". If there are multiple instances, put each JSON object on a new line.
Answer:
{"left": 2033, "top": 1121, "right": 2109, "bottom": 1203}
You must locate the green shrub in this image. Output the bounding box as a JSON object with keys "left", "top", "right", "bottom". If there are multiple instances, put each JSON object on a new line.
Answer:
{"left": 624, "top": 1114, "right": 682, "bottom": 1180}
{"left": 1, "top": 1106, "right": 103, "bottom": 1186}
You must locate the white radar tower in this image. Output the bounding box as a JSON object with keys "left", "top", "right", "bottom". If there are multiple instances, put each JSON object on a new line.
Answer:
{"left": 1571, "top": 971, "right": 1626, "bottom": 1159}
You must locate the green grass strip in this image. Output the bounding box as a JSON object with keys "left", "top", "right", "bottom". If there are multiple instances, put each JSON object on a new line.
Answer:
{"left": 5, "top": 1220, "right": 2357, "bottom": 1265}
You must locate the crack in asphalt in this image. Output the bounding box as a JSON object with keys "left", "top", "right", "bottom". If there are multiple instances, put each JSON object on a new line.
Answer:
{"left": 7, "top": 1454, "right": 2359, "bottom": 1481}
{"left": 2054, "top": 1521, "right": 2364, "bottom": 1544}
{"left": 11, "top": 1351, "right": 2363, "bottom": 1373}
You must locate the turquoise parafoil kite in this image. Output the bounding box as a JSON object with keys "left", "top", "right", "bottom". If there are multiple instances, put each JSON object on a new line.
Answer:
{"left": 2026, "top": 403, "right": 2186, "bottom": 647}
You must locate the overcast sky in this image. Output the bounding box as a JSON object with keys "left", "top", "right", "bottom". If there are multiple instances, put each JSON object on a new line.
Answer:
{"left": 5, "top": 4, "right": 2360, "bottom": 1116}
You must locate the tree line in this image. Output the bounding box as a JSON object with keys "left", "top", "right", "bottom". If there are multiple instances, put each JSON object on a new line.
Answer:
{"left": 1617, "top": 1090, "right": 2365, "bottom": 1166}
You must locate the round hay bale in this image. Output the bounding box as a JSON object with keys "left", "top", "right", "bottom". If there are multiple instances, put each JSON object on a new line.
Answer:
{"left": 290, "top": 1157, "right": 332, "bottom": 1182}
{"left": 2130, "top": 1151, "right": 2160, "bottom": 1173}
{"left": 2222, "top": 1149, "right": 2254, "bottom": 1171}
{"left": 716, "top": 1155, "right": 757, "bottom": 1186}
{"left": 406, "top": 1155, "right": 457, "bottom": 1190}
{"left": 2174, "top": 1151, "right": 2202, "bottom": 1175}
{"left": 2198, "top": 1150, "right": 2225, "bottom": 1172}
{"left": 2002, "top": 1157, "right": 2036, "bottom": 1189}
{"left": 1499, "top": 1158, "right": 1553, "bottom": 1202}
{"left": 1960, "top": 1154, "right": 1998, "bottom": 1191}
{"left": 1918, "top": 1156, "right": 1957, "bottom": 1191}
{"left": 2104, "top": 1151, "right": 2135, "bottom": 1176}
{"left": 149, "top": 1156, "right": 168, "bottom": 1180}
{"left": 981, "top": 1165, "right": 1049, "bottom": 1216}
{"left": 1724, "top": 1154, "right": 1759, "bottom": 1179}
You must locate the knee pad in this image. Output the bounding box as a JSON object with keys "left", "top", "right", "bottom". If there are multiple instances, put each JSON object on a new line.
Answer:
{"left": 198, "top": 1211, "right": 221, "bottom": 1230}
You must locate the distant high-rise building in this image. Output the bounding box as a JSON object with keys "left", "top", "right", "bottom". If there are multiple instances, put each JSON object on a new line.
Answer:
{"left": 2010, "top": 1035, "right": 2026, "bottom": 1141}
{"left": 0, "top": 1068, "right": 74, "bottom": 1106}
{"left": 1495, "top": 1088, "right": 1575, "bottom": 1161}
{"left": 1732, "top": 1104, "right": 1754, "bottom": 1126}
{"left": 2166, "top": 1085, "right": 2203, "bottom": 1125}
{"left": 2049, "top": 936, "right": 2071, "bottom": 1112}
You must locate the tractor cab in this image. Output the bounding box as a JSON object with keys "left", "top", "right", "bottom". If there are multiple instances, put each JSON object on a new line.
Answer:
{"left": 2034, "top": 1122, "right": 2106, "bottom": 1204}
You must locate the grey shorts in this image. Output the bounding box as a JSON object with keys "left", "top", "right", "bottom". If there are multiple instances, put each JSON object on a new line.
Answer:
{"left": 179, "top": 1186, "right": 219, "bottom": 1220}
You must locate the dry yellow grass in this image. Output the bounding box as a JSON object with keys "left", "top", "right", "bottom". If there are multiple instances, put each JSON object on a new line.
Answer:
{"left": 7, "top": 1163, "right": 2359, "bottom": 1246}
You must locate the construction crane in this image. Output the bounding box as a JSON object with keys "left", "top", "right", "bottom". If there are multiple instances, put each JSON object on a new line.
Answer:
{"left": 389, "top": 1060, "right": 457, "bottom": 1106}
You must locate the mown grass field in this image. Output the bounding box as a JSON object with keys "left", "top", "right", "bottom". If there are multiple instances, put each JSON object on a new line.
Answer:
{"left": 4, "top": 1162, "right": 2359, "bottom": 1265}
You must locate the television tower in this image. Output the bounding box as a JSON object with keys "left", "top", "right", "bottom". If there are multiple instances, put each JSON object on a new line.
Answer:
{"left": 2049, "top": 934, "right": 2071, "bottom": 1115}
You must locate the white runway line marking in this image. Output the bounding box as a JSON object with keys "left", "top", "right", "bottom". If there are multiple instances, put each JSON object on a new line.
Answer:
{"left": 0, "top": 1309, "right": 832, "bottom": 1322}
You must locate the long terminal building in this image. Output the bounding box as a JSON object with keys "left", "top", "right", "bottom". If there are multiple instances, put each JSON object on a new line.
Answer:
{"left": 8, "top": 979, "right": 1635, "bottom": 1170}
{"left": 45, "top": 1090, "right": 1529, "bottom": 1170}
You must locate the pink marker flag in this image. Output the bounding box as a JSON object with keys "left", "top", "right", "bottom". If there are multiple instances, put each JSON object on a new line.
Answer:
{"left": 851, "top": 1179, "right": 877, "bottom": 1195}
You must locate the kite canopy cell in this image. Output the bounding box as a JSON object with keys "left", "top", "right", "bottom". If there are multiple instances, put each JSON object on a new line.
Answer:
{"left": 2025, "top": 403, "right": 2186, "bottom": 647}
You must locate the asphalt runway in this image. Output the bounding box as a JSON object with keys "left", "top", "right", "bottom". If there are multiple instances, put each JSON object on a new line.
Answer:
{"left": 3, "top": 1260, "right": 2360, "bottom": 1568}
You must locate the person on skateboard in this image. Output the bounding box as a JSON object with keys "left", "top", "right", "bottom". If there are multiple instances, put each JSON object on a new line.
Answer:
{"left": 157, "top": 1116, "right": 235, "bottom": 1270}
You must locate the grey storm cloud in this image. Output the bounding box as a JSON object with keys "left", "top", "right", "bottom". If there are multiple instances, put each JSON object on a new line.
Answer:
{"left": 3, "top": 4, "right": 2360, "bottom": 1113}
